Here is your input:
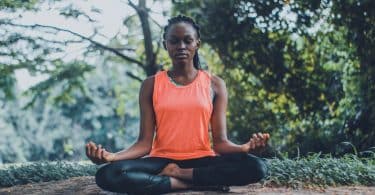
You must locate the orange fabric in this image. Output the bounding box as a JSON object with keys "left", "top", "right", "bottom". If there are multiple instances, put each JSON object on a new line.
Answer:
{"left": 149, "top": 70, "right": 216, "bottom": 160}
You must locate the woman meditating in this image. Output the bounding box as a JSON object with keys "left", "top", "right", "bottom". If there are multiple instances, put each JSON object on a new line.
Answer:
{"left": 85, "top": 15, "right": 270, "bottom": 194}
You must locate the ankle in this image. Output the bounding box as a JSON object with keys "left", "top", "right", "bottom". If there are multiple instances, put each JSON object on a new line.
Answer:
{"left": 171, "top": 165, "right": 181, "bottom": 177}
{"left": 170, "top": 177, "right": 191, "bottom": 190}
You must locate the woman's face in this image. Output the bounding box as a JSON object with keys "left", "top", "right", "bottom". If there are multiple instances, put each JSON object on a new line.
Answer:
{"left": 164, "top": 22, "right": 200, "bottom": 65}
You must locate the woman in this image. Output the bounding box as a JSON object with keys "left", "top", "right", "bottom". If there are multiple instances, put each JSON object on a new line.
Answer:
{"left": 85, "top": 15, "right": 270, "bottom": 194}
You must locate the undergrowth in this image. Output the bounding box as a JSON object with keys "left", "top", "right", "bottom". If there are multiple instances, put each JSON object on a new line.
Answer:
{"left": 0, "top": 161, "right": 96, "bottom": 187}
{"left": 265, "top": 154, "right": 375, "bottom": 188}
{"left": 0, "top": 155, "right": 374, "bottom": 188}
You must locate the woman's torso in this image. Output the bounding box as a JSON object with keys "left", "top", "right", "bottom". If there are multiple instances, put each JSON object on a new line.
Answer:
{"left": 149, "top": 70, "right": 216, "bottom": 160}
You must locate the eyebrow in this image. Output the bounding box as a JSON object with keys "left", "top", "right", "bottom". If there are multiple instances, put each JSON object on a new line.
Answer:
{"left": 168, "top": 35, "right": 195, "bottom": 39}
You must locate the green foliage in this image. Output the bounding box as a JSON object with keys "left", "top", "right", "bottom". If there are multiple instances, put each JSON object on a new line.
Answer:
{"left": 23, "top": 61, "right": 95, "bottom": 108}
{"left": 0, "top": 161, "right": 96, "bottom": 187}
{"left": 266, "top": 155, "right": 375, "bottom": 188}
{"left": 173, "top": 0, "right": 374, "bottom": 155}
{"left": 329, "top": 0, "right": 375, "bottom": 150}
{"left": 0, "top": 59, "right": 142, "bottom": 163}
{"left": 1, "top": 156, "right": 374, "bottom": 188}
{"left": 0, "top": 67, "right": 16, "bottom": 99}
{"left": 0, "top": 0, "right": 148, "bottom": 163}
{"left": 0, "top": 0, "right": 39, "bottom": 10}
{"left": 1, "top": 0, "right": 374, "bottom": 164}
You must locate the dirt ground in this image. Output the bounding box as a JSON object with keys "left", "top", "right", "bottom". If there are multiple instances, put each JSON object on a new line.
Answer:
{"left": 0, "top": 176, "right": 374, "bottom": 195}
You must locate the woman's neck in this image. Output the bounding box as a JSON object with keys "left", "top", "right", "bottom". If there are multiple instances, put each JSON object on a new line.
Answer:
{"left": 168, "top": 64, "right": 199, "bottom": 86}
{"left": 170, "top": 63, "right": 197, "bottom": 77}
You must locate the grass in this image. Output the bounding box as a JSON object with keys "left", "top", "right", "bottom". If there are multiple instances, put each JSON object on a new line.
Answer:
{"left": 265, "top": 154, "right": 375, "bottom": 188}
{"left": 0, "top": 161, "right": 97, "bottom": 187}
{"left": 0, "top": 155, "right": 374, "bottom": 188}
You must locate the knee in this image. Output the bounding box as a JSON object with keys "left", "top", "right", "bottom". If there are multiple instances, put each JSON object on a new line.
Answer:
{"left": 253, "top": 157, "right": 268, "bottom": 181}
{"left": 95, "top": 164, "right": 118, "bottom": 191}
{"left": 244, "top": 155, "right": 268, "bottom": 183}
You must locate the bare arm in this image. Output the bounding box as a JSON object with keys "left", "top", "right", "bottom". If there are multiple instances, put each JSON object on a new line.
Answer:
{"left": 86, "top": 76, "right": 156, "bottom": 163}
{"left": 210, "top": 75, "right": 269, "bottom": 155}
{"left": 110, "top": 76, "right": 156, "bottom": 161}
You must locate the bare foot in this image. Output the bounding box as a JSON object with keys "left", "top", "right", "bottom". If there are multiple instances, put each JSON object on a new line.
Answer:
{"left": 170, "top": 177, "right": 192, "bottom": 190}
{"left": 158, "top": 163, "right": 180, "bottom": 177}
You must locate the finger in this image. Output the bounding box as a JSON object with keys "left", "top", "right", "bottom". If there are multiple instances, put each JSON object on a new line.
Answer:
{"left": 252, "top": 140, "right": 257, "bottom": 149}
{"left": 249, "top": 138, "right": 256, "bottom": 149}
{"left": 255, "top": 133, "right": 262, "bottom": 145}
{"left": 91, "top": 143, "right": 98, "bottom": 158}
{"left": 257, "top": 132, "right": 264, "bottom": 140}
{"left": 258, "top": 133, "right": 266, "bottom": 146}
{"left": 88, "top": 142, "right": 94, "bottom": 157}
{"left": 264, "top": 133, "right": 270, "bottom": 140}
{"left": 96, "top": 144, "right": 102, "bottom": 160}
{"left": 251, "top": 133, "right": 258, "bottom": 142}
{"left": 88, "top": 142, "right": 93, "bottom": 152}
{"left": 260, "top": 132, "right": 268, "bottom": 145}
{"left": 85, "top": 143, "right": 91, "bottom": 157}
{"left": 263, "top": 133, "right": 270, "bottom": 146}
{"left": 255, "top": 138, "right": 262, "bottom": 147}
{"left": 261, "top": 135, "right": 267, "bottom": 145}
{"left": 254, "top": 133, "right": 261, "bottom": 144}
{"left": 101, "top": 148, "right": 106, "bottom": 161}
{"left": 88, "top": 142, "right": 95, "bottom": 158}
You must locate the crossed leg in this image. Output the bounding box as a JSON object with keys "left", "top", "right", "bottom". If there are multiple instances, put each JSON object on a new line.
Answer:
{"left": 95, "top": 153, "right": 267, "bottom": 194}
{"left": 161, "top": 153, "right": 267, "bottom": 188}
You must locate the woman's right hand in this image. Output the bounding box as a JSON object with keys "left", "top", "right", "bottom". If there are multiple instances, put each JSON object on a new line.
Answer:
{"left": 85, "top": 141, "right": 116, "bottom": 165}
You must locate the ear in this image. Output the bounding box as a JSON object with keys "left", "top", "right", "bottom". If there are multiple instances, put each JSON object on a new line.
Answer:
{"left": 196, "top": 39, "right": 201, "bottom": 49}
{"left": 163, "top": 41, "right": 167, "bottom": 50}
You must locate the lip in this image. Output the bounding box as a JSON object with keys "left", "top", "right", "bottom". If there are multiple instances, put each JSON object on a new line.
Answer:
{"left": 175, "top": 53, "right": 188, "bottom": 57}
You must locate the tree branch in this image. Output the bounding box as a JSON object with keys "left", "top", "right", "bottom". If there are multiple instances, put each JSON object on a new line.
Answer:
{"left": 126, "top": 71, "right": 143, "bottom": 82}
{"left": 127, "top": 0, "right": 138, "bottom": 11}
{"left": 0, "top": 21, "right": 145, "bottom": 68}
{"left": 149, "top": 15, "right": 163, "bottom": 29}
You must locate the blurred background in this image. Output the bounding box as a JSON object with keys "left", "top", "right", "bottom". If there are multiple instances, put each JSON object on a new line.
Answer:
{"left": 0, "top": 0, "right": 374, "bottom": 164}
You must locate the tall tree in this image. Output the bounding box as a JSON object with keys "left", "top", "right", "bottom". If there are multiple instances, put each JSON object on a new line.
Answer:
{"left": 0, "top": 0, "right": 171, "bottom": 162}
{"left": 0, "top": 0, "right": 169, "bottom": 102}
{"left": 329, "top": 0, "right": 375, "bottom": 149}
{"left": 173, "top": 0, "right": 372, "bottom": 154}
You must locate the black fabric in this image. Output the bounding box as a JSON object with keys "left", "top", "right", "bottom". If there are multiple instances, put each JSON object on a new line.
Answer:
{"left": 191, "top": 153, "right": 268, "bottom": 186}
{"left": 95, "top": 157, "right": 171, "bottom": 194}
{"left": 95, "top": 152, "right": 267, "bottom": 194}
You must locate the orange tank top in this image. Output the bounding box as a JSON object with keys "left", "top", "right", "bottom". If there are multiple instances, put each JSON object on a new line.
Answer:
{"left": 149, "top": 70, "right": 216, "bottom": 160}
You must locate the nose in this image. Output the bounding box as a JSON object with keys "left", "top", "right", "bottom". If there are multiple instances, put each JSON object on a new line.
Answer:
{"left": 176, "top": 40, "right": 186, "bottom": 49}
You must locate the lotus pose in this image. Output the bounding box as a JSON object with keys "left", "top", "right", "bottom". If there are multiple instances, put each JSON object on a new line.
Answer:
{"left": 85, "top": 15, "right": 270, "bottom": 194}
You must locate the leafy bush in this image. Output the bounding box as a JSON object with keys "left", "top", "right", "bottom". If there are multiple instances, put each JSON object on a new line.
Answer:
{"left": 0, "top": 161, "right": 97, "bottom": 187}
{"left": 265, "top": 154, "right": 375, "bottom": 188}
{"left": 1, "top": 155, "right": 374, "bottom": 188}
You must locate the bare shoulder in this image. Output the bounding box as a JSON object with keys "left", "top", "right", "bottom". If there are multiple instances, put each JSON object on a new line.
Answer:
{"left": 142, "top": 75, "right": 155, "bottom": 87}
{"left": 140, "top": 75, "right": 155, "bottom": 96}
{"left": 210, "top": 74, "right": 227, "bottom": 94}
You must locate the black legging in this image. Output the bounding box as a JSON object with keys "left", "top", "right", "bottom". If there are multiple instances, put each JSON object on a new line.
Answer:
{"left": 95, "top": 152, "right": 267, "bottom": 194}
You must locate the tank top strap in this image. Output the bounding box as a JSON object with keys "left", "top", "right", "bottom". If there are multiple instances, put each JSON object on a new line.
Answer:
{"left": 152, "top": 70, "right": 166, "bottom": 108}
{"left": 202, "top": 70, "right": 213, "bottom": 78}
{"left": 200, "top": 70, "right": 215, "bottom": 102}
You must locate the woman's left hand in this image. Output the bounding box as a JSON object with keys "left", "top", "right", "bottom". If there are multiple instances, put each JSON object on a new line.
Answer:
{"left": 242, "top": 132, "right": 270, "bottom": 153}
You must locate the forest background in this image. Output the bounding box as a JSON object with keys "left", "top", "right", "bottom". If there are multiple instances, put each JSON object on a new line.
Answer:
{"left": 0, "top": 0, "right": 374, "bottom": 164}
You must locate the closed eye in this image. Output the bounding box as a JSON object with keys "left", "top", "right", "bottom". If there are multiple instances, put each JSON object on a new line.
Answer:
{"left": 185, "top": 38, "right": 193, "bottom": 44}
{"left": 168, "top": 39, "right": 178, "bottom": 44}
